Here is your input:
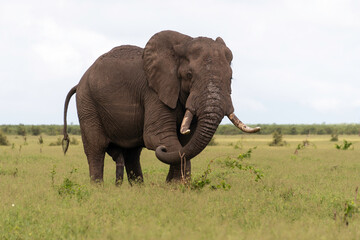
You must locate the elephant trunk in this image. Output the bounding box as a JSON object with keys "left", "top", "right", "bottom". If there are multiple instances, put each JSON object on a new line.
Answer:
{"left": 156, "top": 113, "right": 222, "bottom": 164}
{"left": 156, "top": 97, "right": 223, "bottom": 165}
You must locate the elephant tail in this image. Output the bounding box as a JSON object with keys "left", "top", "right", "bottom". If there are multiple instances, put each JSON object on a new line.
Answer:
{"left": 62, "top": 85, "right": 77, "bottom": 155}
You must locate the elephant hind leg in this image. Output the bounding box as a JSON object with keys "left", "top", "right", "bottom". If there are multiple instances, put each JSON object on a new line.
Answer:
{"left": 106, "top": 144, "right": 125, "bottom": 185}
{"left": 87, "top": 151, "right": 106, "bottom": 183}
{"left": 124, "top": 147, "right": 143, "bottom": 185}
{"left": 79, "top": 115, "right": 109, "bottom": 183}
{"left": 82, "top": 133, "right": 107, "bottom": 183}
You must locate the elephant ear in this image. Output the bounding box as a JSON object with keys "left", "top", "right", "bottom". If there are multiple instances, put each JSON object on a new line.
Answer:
{"left": 216, "top": 37, "right": 233, "bottom": 62}
{"left": 143, "top": 30, "right": 192, "bottom": 109}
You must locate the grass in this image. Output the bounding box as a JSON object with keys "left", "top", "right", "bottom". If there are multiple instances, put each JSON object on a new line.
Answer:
{"left": 1, "top": 134, "right": 360, "bottom": 239}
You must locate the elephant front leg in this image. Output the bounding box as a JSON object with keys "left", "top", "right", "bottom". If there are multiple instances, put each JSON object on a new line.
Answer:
{"left": 124, "top": 147, "right": 144, "bottom": 185}
{"left": 166, "top": 160, "right": 191, "bottom": 182}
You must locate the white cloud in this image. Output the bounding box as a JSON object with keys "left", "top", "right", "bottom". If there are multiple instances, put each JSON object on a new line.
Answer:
{"left": 30, "top": 19, "right": 117, "bottom": 78}
{"left": 0, "top": 0, "right": 359, "bottom": 124}
{"left": 308, "top": 98, "right": 341, "bottom": 113}
{"left": 232, "top": 96, "right": 267, "bottom": 113}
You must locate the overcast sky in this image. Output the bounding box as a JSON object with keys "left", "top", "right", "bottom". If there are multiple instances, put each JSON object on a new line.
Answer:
{"left": 0, "top": 0, "right": 359, "bottom": 125}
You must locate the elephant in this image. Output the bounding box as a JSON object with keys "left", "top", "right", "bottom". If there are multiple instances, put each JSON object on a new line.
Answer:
{"left": 62, "top": 30, "right": 260, "bottom": 184}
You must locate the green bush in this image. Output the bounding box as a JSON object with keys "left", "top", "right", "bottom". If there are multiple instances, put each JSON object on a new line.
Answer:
{"left": 56, "top": 168, "right": 90, "bottom": 202}
{"left": 330, "top": 133, "right": 338, "bottom": 142}
{"left": 269, "top": 131, "right": 286, "bottom": 146}
{"left": 31, "top": 126, "right": 41, "bottom": 136}
{"left": 17, "top": 124, "right": 26, "bottom": 136}
{"left": 38, "top": 135, "right": 44, "bottom": 145}
{"left": 0, "top": 131, "right": 9, "bottom": 146}
{"left": 49, "top": 137, "right": 62, "bottom": 146}
{"left": 335, "top": 140, "right": 353, "bottom": 150}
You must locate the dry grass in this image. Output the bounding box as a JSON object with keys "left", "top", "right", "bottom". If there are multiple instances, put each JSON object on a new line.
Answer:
{"left": 1, "top": 134, "right": 360, "bottom": 239}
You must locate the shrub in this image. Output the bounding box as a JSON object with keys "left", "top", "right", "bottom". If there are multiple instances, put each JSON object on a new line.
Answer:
{"left": 222, "top": 147, "right": 263, "bottom": 182}
{"left": 38, "top": 135, "right": 44, "bottom": 145}
{"left": 289, "top": 127, "right": 298, "bottom": 135}
{"left": 49, "top": 137, "right": 62, "bottom": 146}
{"left": 294, "top": 139, "right": 316, "bottom": 154}
{"left": 335, "top": 140, "right": 353, "bottom": 150}
{"left": 237, "top": 146, "right": 257, "bottom": 160}
{"left": 47, "top": 125, "right": 61, "bottom": 136}
{"left": 31, "top": 126, "right": 41, "bottom": 136}
{"left": 269, "top": 131, "right": 286, "bottom": 146}
{"left": 233, "top": 140, "right": 243, "bottom": 149}
{"left": 17, "top": 124, "right": 26, "bottom": 136}
{"left": 330, "top": 133, "right": 338, "bottom": 142}
{"left": 189, "top": 163, "right": 212, "bottom": 190}
{"left": 0, "top": 167, "right": 18, "bottom": 176}
{"left": 0, "top": 131, "right": 9, "bottom": 146}
{"left": 180, "top": 148, "right": 263, "bottom": 192}
{"left": 338, "top": 187, "right": 359, "bottom": 226}
{"left": 57, "top": 168, "right": 90, "bottom": 202}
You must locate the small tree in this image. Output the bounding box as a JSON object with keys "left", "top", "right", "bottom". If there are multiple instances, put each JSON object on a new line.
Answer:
{"left": 38, "top": 135, "right": 44, "bottom": 145}
{"left": 38, "top": 135, "right": 44, "bottom": 153}
{"left": 269, "top": 130, "right": 286, "bottom": 146}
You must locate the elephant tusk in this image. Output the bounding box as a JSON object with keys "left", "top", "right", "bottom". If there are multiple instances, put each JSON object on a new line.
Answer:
{"left": 180, "top": 109, "right": 193, "bottom": 135}
{"left": 228, "top": 113, "right": 260, "bottom": 133}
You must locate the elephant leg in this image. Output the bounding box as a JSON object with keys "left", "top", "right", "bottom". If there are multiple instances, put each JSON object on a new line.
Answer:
{"left": 82, "top": 134, "right": 107, "bottom": 183}
{"left": 116, "top": 155, "right": 125, "bottom": 185}
{"left": 106, "top": 144, "right": 125, "bottom": 185}
{"left": 166, "top": 160, "right": 191, "bottom": 182}
{"left": 124, "top": 147, "right": 143, "bottom": 185}
{"left": 79, "top": 115, "right": 108, "bottom": 183}
{"left": 87, "top": 151, "right": 106, "bottom": 183}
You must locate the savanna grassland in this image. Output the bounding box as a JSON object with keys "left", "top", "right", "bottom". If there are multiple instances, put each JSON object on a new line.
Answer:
{"left": 1, "top": 134, "right": 360, "bottom": 239}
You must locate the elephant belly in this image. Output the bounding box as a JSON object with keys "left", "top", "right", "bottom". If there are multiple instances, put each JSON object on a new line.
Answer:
{"left": 99, "top": 102, "right": 145, "bottom": 148}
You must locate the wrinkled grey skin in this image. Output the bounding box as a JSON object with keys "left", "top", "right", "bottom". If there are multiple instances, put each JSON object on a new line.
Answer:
{"left": 62, "top": 30, "right": 259, "bottom": 184}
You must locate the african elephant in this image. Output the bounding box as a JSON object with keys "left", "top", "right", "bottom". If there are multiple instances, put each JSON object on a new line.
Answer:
{"left": 62, "top": 30, "right": 260, "bottom": 184}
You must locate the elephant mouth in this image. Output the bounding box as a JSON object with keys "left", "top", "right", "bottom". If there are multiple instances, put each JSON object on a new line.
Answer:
{"left": 180, "top": 109, "right": 260, "bottom": 134}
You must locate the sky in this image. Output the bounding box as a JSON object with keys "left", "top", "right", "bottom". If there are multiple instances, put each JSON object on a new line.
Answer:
{"left": 0, "top": 0, "right": 359, "bottom": 125}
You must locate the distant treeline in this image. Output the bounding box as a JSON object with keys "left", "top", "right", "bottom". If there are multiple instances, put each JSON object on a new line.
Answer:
{"left": 0, "top": 124, "right": 80, "bottom": 136}
{"left": 1, "top": 124, "right": 360, "bottom": 136}
{"left": 216, "top": 124, "right": 360, "bottom": 135}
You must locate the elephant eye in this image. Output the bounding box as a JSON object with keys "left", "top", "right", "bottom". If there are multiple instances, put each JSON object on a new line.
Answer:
{"left": 186, "top": 72, "right": 192, "bottom": 80}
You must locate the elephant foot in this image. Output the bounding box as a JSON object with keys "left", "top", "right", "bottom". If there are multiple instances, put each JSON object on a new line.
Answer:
{"left": 127, "top": 170, "right": 144, "bottom": 186}
{"left": 90, "top": 178, "right": 104, "bottom": 185}
{"left": 166, "top": 160, "right": 191, "bottom": 183}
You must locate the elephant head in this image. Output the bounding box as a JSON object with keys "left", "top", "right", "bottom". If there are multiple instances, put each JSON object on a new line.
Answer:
{"left": 143, "top": 30, "right": 260, "bottom": 165}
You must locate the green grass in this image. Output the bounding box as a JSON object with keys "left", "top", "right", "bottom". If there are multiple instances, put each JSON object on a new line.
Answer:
{"left": 1, "top": 134, "right": 360, "bottom": 239}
